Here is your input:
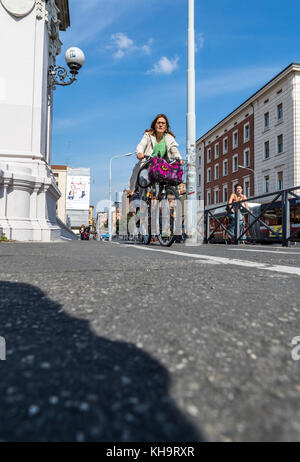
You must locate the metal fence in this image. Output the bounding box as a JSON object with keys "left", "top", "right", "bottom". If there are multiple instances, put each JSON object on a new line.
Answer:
{"left": 204, "top": 186, "right": 300, "bottom": 247}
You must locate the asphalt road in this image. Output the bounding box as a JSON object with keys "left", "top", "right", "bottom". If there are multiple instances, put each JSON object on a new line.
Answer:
{"left": 0, "top": 240, "right": 299, "bottom": 442}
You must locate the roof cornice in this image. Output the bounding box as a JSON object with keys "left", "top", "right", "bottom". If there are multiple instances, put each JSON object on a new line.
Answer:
{"left": 54, "top": 0, "right": 70, "bottom": 31}
{"left": 197, "top": 63, "right": 300, "bottom": 143}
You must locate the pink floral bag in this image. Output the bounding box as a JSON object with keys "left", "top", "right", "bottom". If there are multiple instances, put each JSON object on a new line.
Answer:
{"left": 148, "top": 157, "right": 183, "bottom": 185}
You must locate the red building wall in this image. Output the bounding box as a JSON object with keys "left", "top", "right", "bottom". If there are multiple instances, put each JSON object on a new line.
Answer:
{"left": 204, "top": 114, "right": 254, "bottom": 206}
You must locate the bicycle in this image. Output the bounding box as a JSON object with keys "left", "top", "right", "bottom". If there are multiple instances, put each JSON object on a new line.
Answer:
{"left": 134, "top": 154, "right": 183, "bottom": 247}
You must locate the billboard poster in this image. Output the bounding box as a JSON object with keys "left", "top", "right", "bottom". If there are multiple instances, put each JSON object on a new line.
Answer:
{"left": 66, "top": 175, "right": 90, "bottom": 210}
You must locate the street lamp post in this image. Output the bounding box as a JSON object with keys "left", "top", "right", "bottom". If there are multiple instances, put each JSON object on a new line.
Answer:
{"left": 48, "top": 47, "right": 85, "bottom": 89}
{"left": 109, "top": 153, "right": 133, "bottom": 241}
{"left": 238, "top": 165, "right": 257, "bottom": 197}
{"left": 186, "top": 0, "right": 198, "bottom": 242}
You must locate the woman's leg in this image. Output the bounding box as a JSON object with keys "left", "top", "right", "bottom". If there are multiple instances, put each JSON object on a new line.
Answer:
{"left": 130, "top": 158, "right": 150, "bottom": 191}
{"left": 129, "top": 161, "right": 143, "bottom": 192}
{"left": 239, "top": 212, "right": 246, "bottom": 241}
{"left": 229, "top": 213, "right": 235, "bottom": 238}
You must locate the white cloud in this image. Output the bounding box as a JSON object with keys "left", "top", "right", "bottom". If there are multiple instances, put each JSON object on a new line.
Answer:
{"left": 196, "top": 33, "right": 204, "bottom": 52}
{"left": 110, "top": 32, "right": 136, "bottom": 58}
{"left": 109, "top": 33, "right": 153, "bottom": 59}
{"left": 149, "top": 56, "right": 179, "bottom": 75}
{"left": 141, "top": 39, "right": 153, "bottom": 55}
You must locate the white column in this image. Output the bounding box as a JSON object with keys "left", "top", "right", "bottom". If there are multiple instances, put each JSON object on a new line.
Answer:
{"left": 0, "top": 1, "right": 70, "bottom": 241}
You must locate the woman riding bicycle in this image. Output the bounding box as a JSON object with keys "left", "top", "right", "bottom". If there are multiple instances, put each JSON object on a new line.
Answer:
{"left": 128, "top": 114, "right": 184, "bottom": 195}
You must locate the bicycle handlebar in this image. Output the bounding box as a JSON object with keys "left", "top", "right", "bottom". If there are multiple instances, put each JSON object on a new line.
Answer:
{"left": 143, "top": 154, "right": 183, "bottom": 165}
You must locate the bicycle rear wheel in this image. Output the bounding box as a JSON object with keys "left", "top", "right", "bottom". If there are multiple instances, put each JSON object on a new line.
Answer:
{"left": 157, "top": 185, "right": 179, "bottom": 247}
{"left": 137, "top": 197, "right": 151, "bottom": 245}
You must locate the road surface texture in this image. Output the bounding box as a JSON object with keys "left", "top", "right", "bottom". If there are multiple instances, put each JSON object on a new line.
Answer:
{"left": 0, "top": 240, "right": 299, "bottom": 442}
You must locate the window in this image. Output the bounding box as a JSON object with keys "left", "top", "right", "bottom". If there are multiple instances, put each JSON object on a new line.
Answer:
{"left": 264, "top": 175, "right": 270, "bottom": 193}
{"left": 232, "top": 155, "right": 238, "bottom": 173}
{"left": 277, "top": 171, "right": 283, "bottom": 190}
{"left": 223, "top": 184, "right": 228, "bottom": 203}
{"left": 232, "top": 180, "right": 238, "bottom": 193}
{"left": 198, "top": 174, "right": 201, "bottom": 186}
{"left": 264, "top": 112, "right": 269, "bottom": 129}
{"left": 207, "top": 190, "right": 211, "bottom": 205}
{"left": 264, "top": 141, "right": 270, "bottom": 159}
{"left": 244, "top": 178, "right": 250, "bottom": 198}
{"left": 244, "top": 123, "right": 250, "bottom": 142}
{"left": 277, "top": 103, "right": 283, "bottom": 120}
{"left": 54, "top": 173, "right": 59, "bottom": 186}
{"left": 214, "top": 189, "right": 219, "bottom": 204}
{"left": 223, "top": 137, "right": 228, "bottom": 154}
{"left": 233, "top": 131, "right": 238, "bottom": 148}
{"left": 215, "top": 164, "right": 219, "bottom": 180}
{"left": 215, "top": 143, "right": 219, "bottom": 159}
{"left": 207, "top": 148, "right": 211, "bottom": 163}
{"left": 277, "top": 134, "right": 283, "bottom": 153}
{"left": 223, "top": 159, "right": 228, "bottom": 176}
{"left": 207, "top": 167, "right": 211, "bottom": 182}
{"left": 244, "top": 149, "right": 250, "bottom": 167}
{"left": 198, "top": 156, "right": 201, "bottom": 166}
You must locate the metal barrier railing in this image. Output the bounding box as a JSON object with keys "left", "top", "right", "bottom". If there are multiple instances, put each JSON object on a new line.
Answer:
{"left": 204, "top": 186, "right": 300, "bottom": 247}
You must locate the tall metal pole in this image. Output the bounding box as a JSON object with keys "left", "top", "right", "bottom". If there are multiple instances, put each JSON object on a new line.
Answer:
{"left": 238, "top": 165, "right": 257, "bottom": 198}
{"left": 109, "top": 158, "right": 112, "bottom": 241}
{"left": 186, "top": 0, "right": 197, "bottom": 242}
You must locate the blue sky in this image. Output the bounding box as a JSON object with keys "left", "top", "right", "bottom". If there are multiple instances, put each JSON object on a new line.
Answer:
{"left": 52, "top": 0, "right": 300, "bottom": 209}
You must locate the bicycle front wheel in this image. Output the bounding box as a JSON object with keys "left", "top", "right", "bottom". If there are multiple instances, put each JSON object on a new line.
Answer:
{"left": 137, "top": 198, "right": 151, "bottom": 245}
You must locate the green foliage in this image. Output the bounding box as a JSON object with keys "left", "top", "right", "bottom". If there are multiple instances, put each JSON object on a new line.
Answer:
{"left": 0, "top": 233, "right": 8, "bottom": 241}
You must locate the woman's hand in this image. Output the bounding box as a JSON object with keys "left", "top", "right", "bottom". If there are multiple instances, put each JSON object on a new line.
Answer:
{"left": 137, "top": 152, "right": 145, "bottom": 160}
{"left": 179, "top": 159, "right": 184, "bottom": 165}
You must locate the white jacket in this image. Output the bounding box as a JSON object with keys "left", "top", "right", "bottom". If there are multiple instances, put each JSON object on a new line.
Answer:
{"left": 129, "top": 132, "right": 182, "bottom": 190}
{"left": 136, "top": 132, "right": 182, "bottom": 162}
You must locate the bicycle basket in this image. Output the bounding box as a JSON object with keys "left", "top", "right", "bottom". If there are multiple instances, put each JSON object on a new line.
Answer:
{"left": 148, "top": 158, "right": 183, "bottom": 185}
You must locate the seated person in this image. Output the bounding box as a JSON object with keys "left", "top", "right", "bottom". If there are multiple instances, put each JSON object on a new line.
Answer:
{"left": 227, "top": 184, "right": 249, "bottom": 241}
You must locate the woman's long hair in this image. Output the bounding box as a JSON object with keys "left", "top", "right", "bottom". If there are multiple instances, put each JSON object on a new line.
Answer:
{"left": 145, "top": 114, "right": 176, "bottom": 138}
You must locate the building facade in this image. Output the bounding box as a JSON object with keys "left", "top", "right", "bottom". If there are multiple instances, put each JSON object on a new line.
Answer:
{"left": 198, "top": 111, "right": 254, "bottom": 205}
{"left": 96, "top": 211, "right": 108, "bottom": 235}
{"left": 252, "top": 65, "right": 300, "bottom": 195}
{"left": 51, "top": 165, "right": 67, "bottom": 223}
{"left": 197, "top": 63, "right": 300, "bottom": 208}
{"left": 0, "top": 0, "right": 77, "bottom": 241}
{"left": 66, "top": 167, "right": 90, "bottom": 234}
{"left": 89, "top": 205, "right": 94, "bottom": 228}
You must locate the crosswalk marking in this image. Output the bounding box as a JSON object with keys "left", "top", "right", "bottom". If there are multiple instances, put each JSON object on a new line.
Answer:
{"left": 230, "top": 248, "right": 300, "bottom": 256}
{"left": 126, "top": 245, "right": 300, "bottom": 277}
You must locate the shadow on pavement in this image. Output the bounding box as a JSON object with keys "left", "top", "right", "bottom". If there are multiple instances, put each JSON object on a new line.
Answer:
{"left": 0, "top": 281, "right": 203, "bottom": 442}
